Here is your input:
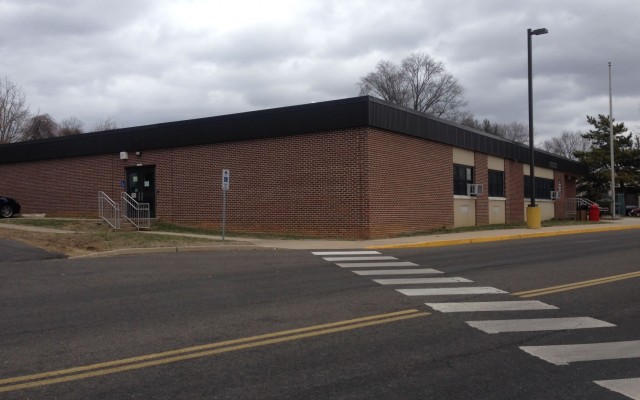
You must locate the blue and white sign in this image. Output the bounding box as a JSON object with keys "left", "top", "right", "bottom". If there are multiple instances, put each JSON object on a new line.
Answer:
{"left": 222, "top": 169, "right": 230, "bottom": 191}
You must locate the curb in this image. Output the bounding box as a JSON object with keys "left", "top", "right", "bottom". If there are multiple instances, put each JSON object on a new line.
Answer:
{"left": 68, "top": 244, "right": 264, "bottom": 259}
{"left": 367, "top": 224, "right": 640, "bottom": 250}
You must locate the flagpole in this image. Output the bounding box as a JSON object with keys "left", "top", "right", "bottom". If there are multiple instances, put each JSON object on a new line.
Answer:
{"left": 609, "top": 62, "right": 615, "bottom": 219}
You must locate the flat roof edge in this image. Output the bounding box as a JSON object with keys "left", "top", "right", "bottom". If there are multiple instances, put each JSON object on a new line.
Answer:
{"left": 0, "top": 95, "right": 585, "bottom": 175}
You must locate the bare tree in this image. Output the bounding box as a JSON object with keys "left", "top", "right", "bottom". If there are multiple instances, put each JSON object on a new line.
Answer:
{"left": 460, "top": 115, "right": 528, "bottom": 144}
{"left": 458, "top": 111, "right": 479, "bottom": 130}
{"left": 58, "top": 117, "right": 84, "bottom": 136}
{"left": 91, "top": 117, "right": 119, "bottom": 132}
{"left": 498, "top": 121, "right": 528, "bottom": 143}
{"left": 541, "top": 130, "right": 591, "bottom": 160}
{"left": 481, "top": 118, "right": 500, "bottom": 136}
{"left": 0, "top": 77, "right": 30, "bottom": 144}
{"left": 358, "top": 52, "right": 468, "bottom": 121}
{"left": 358, "top": 60, "right": 409, "bottom": 106}
{"left": 21, "top": 114, "right": 59, "bottom": 141}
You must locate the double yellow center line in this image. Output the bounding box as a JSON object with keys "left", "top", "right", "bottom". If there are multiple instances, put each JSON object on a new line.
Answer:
{"left": 0, "top": 309, "right": 428, "bottom": 393}
{"left": 513, "top": 270, "right": 640, "bottom": 298}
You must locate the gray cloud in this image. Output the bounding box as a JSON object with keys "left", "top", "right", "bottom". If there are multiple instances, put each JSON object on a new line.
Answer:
{"left": 0, "top": 0, "right": 638, "bottom": 140}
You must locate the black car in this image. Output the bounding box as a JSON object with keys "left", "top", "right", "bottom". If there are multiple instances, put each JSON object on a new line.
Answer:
{"left": 0, "top": 196, "right": 21, "bottom": 218}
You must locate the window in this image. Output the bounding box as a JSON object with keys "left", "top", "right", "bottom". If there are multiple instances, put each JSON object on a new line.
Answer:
{"left": 488, "top": 170, "right": 505, "bottom": 197}
{"left": 453, "top": 165, "right": 473, "bottom": 195}
{"left": 524, "top": 176, "right": 554, "bottom": 199}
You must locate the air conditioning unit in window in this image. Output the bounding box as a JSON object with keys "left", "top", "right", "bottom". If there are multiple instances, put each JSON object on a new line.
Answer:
{"left": 550, "top": 191, "right": 559, "bottom": 200}
{"left": 467, "top": 184, "right": 483, "bottom": 196}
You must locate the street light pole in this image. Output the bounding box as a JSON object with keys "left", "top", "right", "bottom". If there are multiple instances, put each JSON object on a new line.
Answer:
{"left": 609, "top": 62, "right": 616, "bottom": 219}
{"left": 527, "top": 27, "right": 548, "bottom": 228}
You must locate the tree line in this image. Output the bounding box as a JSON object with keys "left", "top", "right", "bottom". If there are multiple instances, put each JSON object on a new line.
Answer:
{"left": 358, "top": 51, "right": 550, "bottom": 145}
{"left": 0, "top": 77, "right": 118, "bottom": 144}
{"left": 3, "top": 56, "right": 639, "bottom": 203}
{"left": 357, "top": 52, "right": 640, "bottom": 201}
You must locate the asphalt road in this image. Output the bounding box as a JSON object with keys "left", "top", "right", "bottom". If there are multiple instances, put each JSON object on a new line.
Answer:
{"left": 0, "top": 239, "right": 63, "bottom": 262}
{"left": 0, "top": 230, "right": 639, "bottom": 399}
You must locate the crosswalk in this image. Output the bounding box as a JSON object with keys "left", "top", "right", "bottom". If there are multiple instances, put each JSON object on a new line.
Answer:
{"left": 311, "top": 250, "right": 640, "bottom": 399}
{"left": 426, "top": 300, "right": 558, "bottom": 312}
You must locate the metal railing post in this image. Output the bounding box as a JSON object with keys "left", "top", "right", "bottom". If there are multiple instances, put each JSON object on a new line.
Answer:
{"left": 120, "top": 192, "right": 150, "bottom": 230}
{"left": 98, "top": 191, "right": 121, "bottom": 229}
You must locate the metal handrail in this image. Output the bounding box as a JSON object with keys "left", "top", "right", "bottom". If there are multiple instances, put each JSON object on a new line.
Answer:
{"left": 121, "top": 192, "right": 150, "bottom": 230}
{"left": 98, "top": 191, "right": 120, "bottom": 229}
{"left": 565, "top": 198, "right": 599, "bottom": 218}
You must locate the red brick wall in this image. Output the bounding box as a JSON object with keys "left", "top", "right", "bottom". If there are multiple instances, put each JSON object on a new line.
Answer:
{"left": 0, "top": 127, "right": 577, "bottom": 237}
{"left": 554, "top": 171, "right": 578, "bottom": 219}
{"left": 0, "top": 129, "right": 371, "bottom": 239}
{"left": 0, "top": 154, "right": 118, "bottom": 217}
{"left": 553, "top": 171, "right": 565, "bottom": 219}
{"left": 564, "top": 175, "right": 577, "bottom": 199}
{"left": 160, "top": 131, "right": 370, "bottom": 238}
{"left": 505, "top": 160, "right": 525, "bottom": 223}
{"left": 474, "top": 153, "right": 489, "bottom": 225}
{"left": 366, "top": 128, "right": 453, "bottom": 237}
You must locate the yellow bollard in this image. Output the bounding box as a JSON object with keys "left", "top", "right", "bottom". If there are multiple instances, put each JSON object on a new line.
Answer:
{"left": 527, "top": 206, "right": 542, "bottom": 229}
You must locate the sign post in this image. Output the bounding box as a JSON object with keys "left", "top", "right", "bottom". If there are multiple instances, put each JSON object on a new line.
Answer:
{"left": 221, "top": 169, "right": 230, "bottom": 240}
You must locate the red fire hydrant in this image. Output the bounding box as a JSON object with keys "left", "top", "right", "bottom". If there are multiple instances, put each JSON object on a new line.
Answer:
{"left": 589, "top": 203, "right": 600, "bottom": 222}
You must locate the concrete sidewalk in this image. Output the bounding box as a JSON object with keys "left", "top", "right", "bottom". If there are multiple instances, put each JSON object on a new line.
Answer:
{"left": 3, "top": 217, "right": 640, "bottom": 254}
{"left": 142, "top": 217, "right": 640, "bottom": 250}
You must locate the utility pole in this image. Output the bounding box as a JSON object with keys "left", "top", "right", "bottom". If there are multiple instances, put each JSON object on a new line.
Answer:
{"left": 609, "top": 62, "right": 615, "bottom": 219}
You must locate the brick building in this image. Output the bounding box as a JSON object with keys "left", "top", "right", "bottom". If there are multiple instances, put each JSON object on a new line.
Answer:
{"left": 0, "top": 96, "right": 585, "bottom": 239}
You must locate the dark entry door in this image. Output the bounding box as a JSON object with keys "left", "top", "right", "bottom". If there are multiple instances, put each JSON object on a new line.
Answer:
{"left": 126, "top": 166, "right": 156, "bottom": 217}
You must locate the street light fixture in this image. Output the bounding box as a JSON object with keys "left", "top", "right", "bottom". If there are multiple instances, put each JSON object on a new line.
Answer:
{"left": 527, "top": 27, "right": 548, "bottom": 229}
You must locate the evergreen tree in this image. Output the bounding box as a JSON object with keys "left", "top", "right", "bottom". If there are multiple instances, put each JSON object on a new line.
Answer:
{"left": 574, "top": 114, "right": 640, "bottom": 200}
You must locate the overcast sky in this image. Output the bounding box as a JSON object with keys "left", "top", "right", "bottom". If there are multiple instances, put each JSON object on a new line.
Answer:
{"left": 1, "top": 0, "right": 638, "bottom": 142}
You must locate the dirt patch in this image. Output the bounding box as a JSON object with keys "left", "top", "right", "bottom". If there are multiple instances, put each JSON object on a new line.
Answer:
{"left": 0, "top": 219, "right": 227, "bottom": 257}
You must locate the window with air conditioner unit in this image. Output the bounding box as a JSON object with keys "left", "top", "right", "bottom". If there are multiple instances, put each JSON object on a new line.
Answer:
{"left": 524, "top": 176, "right": 555, "bottom": 199}
{"left": 467, "top": 183, "right": 483, "bottom": 196}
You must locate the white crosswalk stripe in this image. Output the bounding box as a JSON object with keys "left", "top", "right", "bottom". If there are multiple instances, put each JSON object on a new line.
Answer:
{"left": 312, "top": 250, "right": 640, "bottom": 400}
{"left": 374, "top": 277, "right": 472, "bottom": 285}
{"left": 335, "top": 261, "right": 419, "bottom": 268}
{"left": 323, "top": 256, "right": 397, "bottom": 262}
{"left": 467, "top": 317, "right": 615, "bottom": 334}
{"left": 312, "top": 249, "right": 639, "bottom": 398}
{"left": 352, "top": 268, "right": 443, "bottom": 275}
{"left": 426, "top": 301, "right": 558, "bottom": 313}
{"left": 595, "top": 378, "right": 640, "bottom": 399}
{"left": 520, "top": 340, "right": 640, "bottom": 365}
{"left": 311, "top": 251, "right": 381, "bottom": 256}
{"left": 397, "top": 287, "right": 507, "bottom": 296}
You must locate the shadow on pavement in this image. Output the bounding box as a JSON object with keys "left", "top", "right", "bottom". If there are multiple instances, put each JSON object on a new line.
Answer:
{"left": 0, "top": 239, "right": 65, "bottom": 262}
